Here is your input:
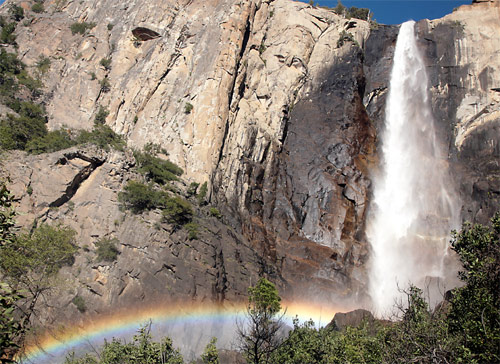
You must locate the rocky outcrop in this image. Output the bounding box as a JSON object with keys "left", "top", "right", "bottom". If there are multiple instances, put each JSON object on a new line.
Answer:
{"left": 1, "top": 146, "right": 262, "bottom": 324}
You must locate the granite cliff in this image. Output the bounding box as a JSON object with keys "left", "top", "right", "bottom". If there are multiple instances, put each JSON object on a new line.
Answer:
{"left": 0, "top": 0, "right": 499, "bottom": 340}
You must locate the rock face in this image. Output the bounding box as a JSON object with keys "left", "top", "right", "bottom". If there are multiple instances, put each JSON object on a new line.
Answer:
{"left": 0, "top": 0, "right": 499, "bottom": 340}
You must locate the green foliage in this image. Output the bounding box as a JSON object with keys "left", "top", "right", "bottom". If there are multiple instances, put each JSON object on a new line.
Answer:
{"left": 332, "top": 1, "right": 370, "bottom": 20}
{"left": 99, "top": 77, "right": 111, "bottom": 92}
{"left": 72, "top": 295, "right": 86, "bottom": 313}
{"left": 0, "top": 103, "right": 47, "bottom": 151}
{"left": 248, "top": 277, "right": 281, "bottom": 317}
{"left": 35, "top": 55, "right": 51, "bottom": 74}
{"left": 337, "top": 30, "right": 355, "bottom": 47}
{"left": 76, "top": 124, "right": 125, "bottom": 151}
{"left": 201, "top": 337, "right": 219, "bottom": 364}
{"left": 448, "top": 213, "right": 500, "bottom": 362}
{"left": 107, "top": 23, "right": 114, "bottom": 31}
{"left": 9, "top": 4, "right": 24, "bottom": 22}
{"left": 0, "top": 183, "right": 16, "bottom": 252}
{"left": 184, "top": 222, "right": 198, "bottom": 240}
{"left": 0, "top": 49, "right": 50, "bottom": 152}
{"left": 0, "top": 184, "right": 25, "bottom": 362}
{"left": 239, "top": 278, "right": 283, "bottom": 364}
{"left": 258, "top": 41, "right": 266, "bottom": 55}
{"left": 134, "top": 150, "right": 183, "bottom": 184}
{"left": 380, "top": 286, "right": 463, "bottom": 364}
{"left": 95, "top": 237, "right": 120, "bottom": 262}
{"left": 65, "top": 324, "right": 184, "bottom": 364}
{"left": 273, "top": 318, "right": 381, "bottom": 364}
{"left": 118, "top": 180, "right": 167, "bottom": 213}
{"left": 333, "top": 0, "right": 347, "bottom": 16}
{"left": 162, "top": 196, "right": 193, "bottom": 226}
{"left": 0, "top": 283, "right": 25, "bottom": 363}
{"left": 209, "top": 207, "right": 221, "bottom": 219}
{"left": 347, "top": 6, "right": 370, "bottom": 20}
{"left": 197, "top": 182, "right": 208, "bottom": 205}
{"left": 0, "top": 22, "right": 17, "bottom": 45}
{"left": 25, "top": 129, "right": 76, "bottom": 154}
{"left": 100, "top": 57, "right": 112, "bottom": 71}
{"left": 70, "top": 22, "right": 96, "bottom": 35}
{"left": 184, "top": 102, "right": 193, "bottom": 114}
{"left": 31, "top": 3, "right": 45, "bottom": 13}
{"left": 94, "top": 105, "right": 109, "bottom": 125}
{"left": 187, "top": 182, "right": 199, "bottom": 197}
{"left": 0, "top": 223, "right": 77, "bottom": 280}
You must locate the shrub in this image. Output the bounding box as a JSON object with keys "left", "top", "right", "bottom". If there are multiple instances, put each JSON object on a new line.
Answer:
{"left": 0, "top": 22, "right": 16, "bottom": 45}
{"left": 337, "top": 30, "right": 355, "bottom": 47}
{"left": 0, "top": 101, "right": 48, "bottom": 151}
{"left": 94, "top": 106, "right": 109, "bottom": 125}
{"left": 72, "top": 295, "right": 86, "bottom": 313}
{"left": 99, "top": 77, "right": 111, "bottom": 92}
{"left": 118, "top": 180, "right": 167, "bottom": 213}
{"left": 187, "top": 182, "right": 199, "bottom": 197}
{"left": 16, "top": 69, "right": 42, "bottom": 94}
{"left": 0, "top": 223, "right": 77, "bottom": 279}
{"left": 95, "top": 237, "right": 120, "bottom": 262}
{"left": 209, "top": 207, "right": 221, "bottom": 219}
{"left": 25, "top": 129, "right": 76, "bottom": 154}
{"left": 197, "top": 182, "right": 208, "bottom": 205}
{"left": 201, "top": 337, "right": 219, "bottom": 364}
{"left": 184, "top": 102, "right": 193, "bottom": 114}
{"left": 9, "top": 4, "right": 24, "bottom": 22}
{"left": 133, "top": 150, "right": 183, "bottom": 184}
{"left": 162, "top": 196, "right": 193, "bottom": 225}
{"left": 185, "top": 222, "right": 199, "bottom": 240}
{"left": 99, "top": 57, "right": 112, "bottom": 71}
{"left": 347, "top": 6, "right": 370, "bottom": 20}
{"left": 107, "top": 23, "right": 113, "bottom": 31}
{"left": 31, "top": 3, "right": 44, "bottom": 13}
{"left": 70, "top": 22, "right": 96, "bottom": 35}
{"left": 76, "top": 125, "right": 125, "bottom": 151}
{"left": 64, "top": 325, "right": 184, "bottom": 364}
{"left": 35, "top": 55, "right": 51, "bottom": 74}
{"left": 333, "top": 0, "right": 347, "bottom": 16}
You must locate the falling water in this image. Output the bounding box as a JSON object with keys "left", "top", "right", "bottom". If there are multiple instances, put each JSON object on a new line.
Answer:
{"left": 367, "top": 21, "right": 460, "bottom": 315}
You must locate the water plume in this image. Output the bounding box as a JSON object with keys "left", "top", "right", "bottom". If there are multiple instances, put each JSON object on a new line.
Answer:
{"left": 367, "top": 21, "right": 460, "bottom": 316}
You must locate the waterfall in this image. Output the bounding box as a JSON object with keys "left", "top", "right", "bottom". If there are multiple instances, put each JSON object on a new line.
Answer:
{"left": 367, "top": 21, "right": 460, "bottom": 316}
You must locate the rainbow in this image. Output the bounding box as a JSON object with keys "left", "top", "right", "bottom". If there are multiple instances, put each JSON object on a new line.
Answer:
{"left": 21, "top": 300, "right": 344, "bottom": 363}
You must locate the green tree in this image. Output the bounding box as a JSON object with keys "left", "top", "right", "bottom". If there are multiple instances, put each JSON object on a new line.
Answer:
{"left": 237, "top": 277, "right": 284, "bottom": 364}
{"left": 118, "top": 180, "right": 167, "bottom": 213}
{"left": 0, "top": 183, "right": 26, "bottom": 362}
{"left": 162, "top": 196, "right": 193, "bottom": 226}
{"left": 197, "top": 182, "right": 208, "bottom": 205}
{"left": 65, "top": 324, "right": 184, "bottom": 364}
{"left": 201, "top": 337, "right": 219, "bottom": 364}
{"left": 447, "top": 213, "right": 500, "bottom": 362}
{"left": 0, "top": 283, "right": 25, "bottom": 363}
{"left": 273, "top": 318, "right": 382, "bottom": 364}
{"left": 380, "top": 286, "right": 463, "bottom": 364}
{"left": 134, "top": 150, "right": 183, "bottom": 184}
{"left": 0, "top": 221, "right": 78, "bottom": 343}
{"left": 9, "top": 4, "right": 24, "bottom": 22}
{"left": 95, "top": 237, "right": 120, "bottom": 262}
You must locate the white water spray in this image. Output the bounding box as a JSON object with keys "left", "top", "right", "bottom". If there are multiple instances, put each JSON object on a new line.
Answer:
{"left": 367, "top": 21, "right": 460, "bottom": 315}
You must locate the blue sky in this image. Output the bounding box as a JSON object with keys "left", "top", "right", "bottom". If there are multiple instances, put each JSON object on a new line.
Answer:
{"left": 298, "top": 0, "right": 471, "bottom": 25}
{"left": 0, "top": 0, "right": 470, "bottom": 25}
